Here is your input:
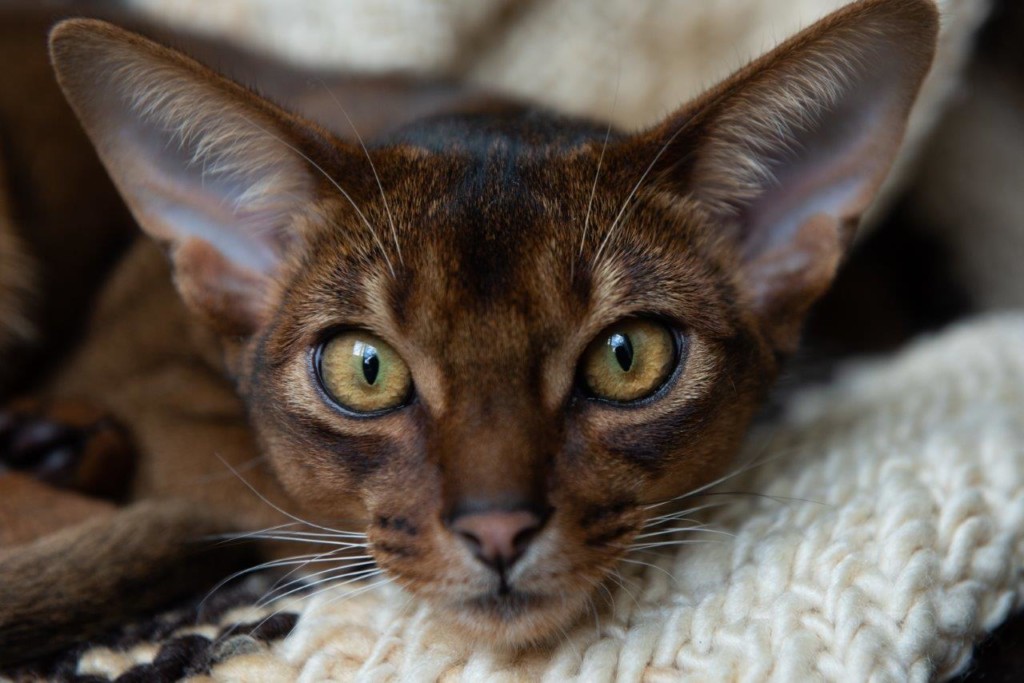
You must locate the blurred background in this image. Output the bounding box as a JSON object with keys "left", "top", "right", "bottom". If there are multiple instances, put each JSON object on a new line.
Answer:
{"left": 118, "top": 0, "right": 1022, "bottom": 359}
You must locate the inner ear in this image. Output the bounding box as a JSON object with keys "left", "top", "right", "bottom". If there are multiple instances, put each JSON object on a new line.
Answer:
{"left": 629, "top": 0, "right": 938, "bottom": 352}
{"left": 49, "top": 19, "right": 341, "bottom": 335}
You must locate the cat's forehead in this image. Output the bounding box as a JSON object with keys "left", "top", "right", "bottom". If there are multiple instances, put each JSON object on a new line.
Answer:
{"left": 290, "top": 109, "right": 737, "bottom": 356}
{"left": 391, "top": 153, "right": 584, "bottom": 351}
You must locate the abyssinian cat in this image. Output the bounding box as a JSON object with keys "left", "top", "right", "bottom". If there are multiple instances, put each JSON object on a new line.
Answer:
{"left": 0, "top": 0, "right": 937, "bottom": 665}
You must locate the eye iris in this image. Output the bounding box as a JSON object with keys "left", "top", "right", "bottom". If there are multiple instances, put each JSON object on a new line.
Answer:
{"left": 581, "top": 319, "right": 678, "bottom": 403}
{"left": 317, "top": 332, "right": 411, "bottom": 414}
{"left": 609, "top": 333, "right": 634, "bottom": 372}
{"left": 362, "top": 347, "right": 380, "bottom": 385}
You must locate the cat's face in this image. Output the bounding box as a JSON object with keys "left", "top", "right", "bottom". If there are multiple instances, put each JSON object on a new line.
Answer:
{"left": 52, "top": 0, "right": 937, "bottom": 647}
{"left": 241, "top": 139, "right": 773, "bottom": 642}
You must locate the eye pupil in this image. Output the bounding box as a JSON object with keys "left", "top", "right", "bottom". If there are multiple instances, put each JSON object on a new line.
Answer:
{"left": 609, "top": 333, "right": 634, "bottom": 372}
{"left": 362, "top": 349, "right": 380, "bottom": 385}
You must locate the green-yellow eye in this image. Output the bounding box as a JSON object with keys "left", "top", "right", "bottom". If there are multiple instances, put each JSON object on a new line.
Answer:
{"left": 580, "top": 319, "right": 677, "bottom": 402}
{"left": 316, "top": 331, "right": 412, "bottom": 414}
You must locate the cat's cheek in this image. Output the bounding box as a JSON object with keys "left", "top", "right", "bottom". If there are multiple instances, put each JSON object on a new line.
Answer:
{"left": 250, "top": 423, "right": 397, "bottom": 524}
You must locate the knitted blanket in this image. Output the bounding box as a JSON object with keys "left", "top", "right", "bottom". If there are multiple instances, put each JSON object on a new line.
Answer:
{"left": 39, "top": 315, "right": 1024, "bottom": 682}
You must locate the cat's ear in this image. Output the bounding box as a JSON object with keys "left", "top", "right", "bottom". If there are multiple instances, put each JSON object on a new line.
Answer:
{"left": 639, "top": 0, "right": 938, "bottom": 352}
{"left": 50, "top": 19, "right": 327, "bottom": 336}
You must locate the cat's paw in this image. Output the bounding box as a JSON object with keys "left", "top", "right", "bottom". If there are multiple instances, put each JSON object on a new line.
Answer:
{"left": 0, "top": 397, "right": 134, "bottom": 500}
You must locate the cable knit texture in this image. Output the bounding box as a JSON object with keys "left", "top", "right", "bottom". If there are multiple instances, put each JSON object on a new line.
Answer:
{"left": 178, "top": 315, "right": 1021, "bottom": 682}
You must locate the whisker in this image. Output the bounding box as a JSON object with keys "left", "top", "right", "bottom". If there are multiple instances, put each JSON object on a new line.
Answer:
{"left": 576, "top": 574, "right": 611, "bottom": 632}
{"left": 257, "top": 563, "right": 380, "bottom": 607}
{"left": 284, "top": 568, "right": 385, "bottom": 607}
{"left": 586, "top": 593, "right": 601, "bottom": 635}
{"left": 262, "top": 551, "right": 374, "bottom": 599}
{"left": 644, "top": 501, "right": 735, "bottom": 526}
{"left": 554, "top": 593, "right": 582, "bottom": 664}
{"left": 212, "top": 522, "right": 367, "bottom": 543}
{"left": 632, "top": 525, "right": 735, "bottom": 541}
{"left": 641, "top": 516, "right": 702, "bottom": 530}
{"left": 629, "top": 539, "right": 725, "bottom": 551}
{"left": 700, "top": 490, "right": 829, "bottom": 507}
{"left": 238, "top": 573, "right": 389, "bottom": 643}
{"left": 576, "top": 105, "right": 617, "bottom": 278}
{"left": 213, "top": 454, "right": 358, "bottom": 537}
{"left": 594, "top": 578, "right": 617, "bottom": 616}
{"left": 605, "top": 570, "right": 642, "bottom": 612}
{"left": 236, "top": 114, "right": 396, "bottom": 277}
{"left": 193, "top": 455, "right": 265, "bottom": 484}
{"left": 304, "top": 573, "right": 391, "bottom": 613}
{"left": 196, "top": 547, "right": 348, "bottom": 619}
{"left": 592, "top": 118, "right": 690, "bottom": 266}
{"left": 642, "top": 449, "right": 788, "bottom": 511}
{"left": 231, "top": 532, "right": 367, "bottom": 549}
{"left": 618, "top": 557, "right": 678, "bottom": 585}
{"left": 319, "top": 79, "right": 403, "bottom": 267}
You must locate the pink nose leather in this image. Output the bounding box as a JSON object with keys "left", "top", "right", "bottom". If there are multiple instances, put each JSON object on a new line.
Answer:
{"left": 452, "top": 510, "right": 543, "bottom": 570}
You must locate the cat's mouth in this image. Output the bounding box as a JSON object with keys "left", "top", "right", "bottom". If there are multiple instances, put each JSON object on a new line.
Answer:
{"left": 461, "top": 586, "right": 543, "bottom": 617}
{"left": 435, "top": 588, "right": 585, "bottom": 648}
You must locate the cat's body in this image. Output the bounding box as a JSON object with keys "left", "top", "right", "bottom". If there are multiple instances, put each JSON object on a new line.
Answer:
{"left": 0, "top": 0, "right": 938, "bottom": 667}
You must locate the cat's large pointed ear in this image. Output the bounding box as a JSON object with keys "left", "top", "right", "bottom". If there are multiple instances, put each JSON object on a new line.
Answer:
{"left": 639, "top": 0, "right": 938, "bottom": 352}
{"left": 50, "top": 19, "right": 329, "bottom": 336}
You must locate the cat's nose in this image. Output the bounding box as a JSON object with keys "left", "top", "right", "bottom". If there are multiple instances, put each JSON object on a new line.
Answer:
{"left": 450, "top": 508, "right": 546, "bottom": 572}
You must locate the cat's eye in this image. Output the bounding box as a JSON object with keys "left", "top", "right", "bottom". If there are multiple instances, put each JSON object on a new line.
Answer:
{"left": 580, "top": 319, "right": 679, "bottom": 403}
{"left": 316, "top": 331, "right": 412, "bottom": 415}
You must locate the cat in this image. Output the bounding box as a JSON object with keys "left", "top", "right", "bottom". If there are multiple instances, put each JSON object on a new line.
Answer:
{"left": 0, "top": 0, "right": 937, "bottom": 666}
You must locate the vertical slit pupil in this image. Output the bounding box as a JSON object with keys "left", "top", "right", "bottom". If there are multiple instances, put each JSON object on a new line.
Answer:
{"left": 362, "top": 347, "right": 380, "bottom": 385}
{"left": 610, "top": 333, "right": 634, "bottom": 372}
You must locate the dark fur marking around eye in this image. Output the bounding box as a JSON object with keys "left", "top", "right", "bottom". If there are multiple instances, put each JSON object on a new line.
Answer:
{"left": 280, "top": 415, "right": 394, "bottom": 477}
{"left": 604, "top": 403, "right": 708, "bottom": 474}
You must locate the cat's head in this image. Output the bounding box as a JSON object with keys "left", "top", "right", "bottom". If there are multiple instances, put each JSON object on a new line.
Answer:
{"left": 51, "top": 0, "right": 937, "bottom": 647}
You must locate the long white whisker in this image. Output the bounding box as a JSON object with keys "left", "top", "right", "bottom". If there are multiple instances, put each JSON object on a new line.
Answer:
{"left": 238, "top": 573, "right": 388, "bottom": 642}
{"left": 618, "top": 557, "right": 678, "bottom": 584}
{"left": 258, "top": 565, "right": 381, "bottom": 607}
{"left": 701, "top": 490, "right": 829, "bottom": 507}
{"left": 605, "top": 570, "right": 642, "bottom": 612}
{"left": 576, "top": 110, "right": 617, "bottom": 277}
{"left": 595, "top": 578, "right": 617, "bottom": 616}
{"left": 592, "top": 120, "right": 690, "bottom": 266}
{"left": 237, "top": 114, "right": 396, "bottom": 278}
{"left": 642, "top": 450, "right": 786, "bottom": 511}
{"left": 212, "top": 522, "right": 367, "bottom": 543}
{"left": 629, "top": 539, "right": 724, "bottom": 551}
{"left": 319, "top": 79, "right": 402, "bottom": 267}
{"left": 303, "top": 573, "right": 390, "bottom": 614}
{"left": 258, "top": 548, "right": 374, "bottom": 609}
{"left": 633, "top": 526, "right": 736, "bottom": 541}
{"left": 213, "top": 454, "right": 356, "bottom": 537}
{"left": 644, "top": 501, "right": 735, "bottom": 526}
{"left": 196, "top": 546, "right": 350, "bottom": 618}
{"left": 235, "top": 533, "right": 368, "bottom": 548}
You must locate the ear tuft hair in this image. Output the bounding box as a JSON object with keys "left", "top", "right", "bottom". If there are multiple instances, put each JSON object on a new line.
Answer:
{"left": 633, "top": 0, "right": 939, "bottom": 351}
{"left": 50, "top": 19, "right": 326, "bottom": 333}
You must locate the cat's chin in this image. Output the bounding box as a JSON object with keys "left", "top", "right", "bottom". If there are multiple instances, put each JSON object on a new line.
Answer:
{"left": 430, "top": 588, "right": 590, "bottom": 650}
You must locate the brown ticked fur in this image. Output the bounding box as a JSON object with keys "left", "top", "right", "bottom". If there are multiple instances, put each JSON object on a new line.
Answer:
{"left": 0, "top": 0, "right": 937, "bottom": 665}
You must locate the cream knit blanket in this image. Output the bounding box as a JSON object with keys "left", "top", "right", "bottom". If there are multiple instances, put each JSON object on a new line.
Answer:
{"left": 179, "top": 315, "right": 1023, "bottom": 682}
